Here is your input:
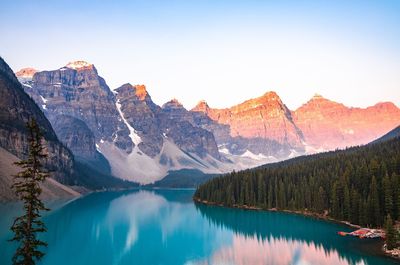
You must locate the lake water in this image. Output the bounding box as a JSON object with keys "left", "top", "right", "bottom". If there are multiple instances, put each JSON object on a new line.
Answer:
{"left": 0, "top": 189, "right": 398, "bottom": 265}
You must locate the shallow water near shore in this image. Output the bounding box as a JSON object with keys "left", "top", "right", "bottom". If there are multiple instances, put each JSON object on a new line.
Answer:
{"left": 0, "top": 189, "right": 398, "bottom": 265}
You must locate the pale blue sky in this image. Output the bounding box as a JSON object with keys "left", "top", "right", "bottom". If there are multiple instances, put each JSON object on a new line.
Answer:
{"left": 1, "top": 0, "right": 399, "bottom": 109}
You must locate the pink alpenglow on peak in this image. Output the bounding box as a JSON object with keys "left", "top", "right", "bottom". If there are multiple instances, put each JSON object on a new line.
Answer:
{"left": 312, "top": 93, "right": 323, "bottom": 99}
{"left": 192, "top": 100, "right": 210, "bottom": 112}
{"left": 15, "top": 67, "right": 38, "bottom": 78}
{"left": 65, "top": 61, "right": 93, "bottom": 70}
{"left": 262, "top": 91, "right": 281, "bottom": 101}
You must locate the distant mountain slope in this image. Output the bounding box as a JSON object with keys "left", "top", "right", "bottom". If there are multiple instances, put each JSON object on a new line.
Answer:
{"left": 0, "top": 147, "right": 80, "bottom": 202}
{"left": 148, "top": 169, "right": 216, "bottom": 188}
{"left": 195, "top": 132, "right": 400, "bottom": 228}
{"left": 371, "top": 125, "right": 400, "bottom": 144}
{"left": 293, "top": 94, "right": 400, "bottom": 150}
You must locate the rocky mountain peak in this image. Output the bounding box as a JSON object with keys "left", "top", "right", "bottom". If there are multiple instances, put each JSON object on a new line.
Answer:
{"left": 262, "top": 91, "right": 281, "bottom": 101}
{"left": 15, "top": 67, "right": 37, "bottom": 78}
{"left": 299, "top": 94, "right": 344, "bottom": 111}
{"left": 162, "top": 98, "right": 184, "bottom": 109}
{"left": 312, "top": 93, "right": 323, "bottom": 99}
{"left": 235, "top": 91, "right": 286, "bottom": 113}
{"left": 372, "top": 101, "right": 398, "bottom": 110}
{"left": 65, "top": 60, "right": 93, "bottom": 70}
{"left": 115, "top": 83, "right": 150, "bottom": 101}
{"left": 134, "top": 84, "right": 148, "bottom": 100}
{"left": 192, "top": 100, "right": 210, "bottom": 113}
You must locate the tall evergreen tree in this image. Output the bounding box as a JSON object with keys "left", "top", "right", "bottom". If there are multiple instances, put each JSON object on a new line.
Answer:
{"left": 343, "top": 184, "right": 350, "bottom": 221}
{"left": 369, "top": 176, "right": 381, "bottom": 226}
{"left": 383, "top": 174, "right": 393, "bottom": 217}
{"left": 331, "top": 182, "right": 339, "bottom": 218}
{"left": 316, "top": 186, "right": 326, "bottom": 213}
{"left": 384, "top": 214, "right": 398, "bottom": 250}
{"left": 9, "top": 119, "right": 49, "bottom": 265}
{"left": 392, "top": 173, "right": 400, "bottom": 220}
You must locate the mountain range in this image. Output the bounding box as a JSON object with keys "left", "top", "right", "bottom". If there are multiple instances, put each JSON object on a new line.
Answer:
{"left": 8, "top": 59, "right": 400, "bottom": 185}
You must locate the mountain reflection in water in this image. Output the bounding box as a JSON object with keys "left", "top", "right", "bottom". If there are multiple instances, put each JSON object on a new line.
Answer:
{"left": 0, "top": 190, "right": 397, "bottom": 265}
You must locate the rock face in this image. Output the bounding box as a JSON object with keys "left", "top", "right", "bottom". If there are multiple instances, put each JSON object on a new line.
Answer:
{"left": 0, "top": 57, "right": 74, "bottom": 184}
{"left": 18, "top": 63, "right": 227, "bottom": 184}
{"left": 160, "top": 98, "right": 220, "bottom": 159}
{"left": 115, "top": 83, "right": 162, "bottom": 157}
{"left": 24, "top": 61, "right": 133, "bottom": 157}
{"left": 51, "top": 115, "right": 97, "bottom": 160}
{"left": 192, "top": 92, "right": 304, "bottom": 146}
{"left": 192, "top": 92, "right": 400, "bottom": 158}
{"left": 191, "top": 92, "right": 305, "bottom": 158}
{"left": 114, "top": 84, "right": 221, "bottom": 159}
{"left": 24, "top": 62, "right": 132, "bottom": 153}
{"left": 97, "top": 83, "right": 230, "bottom": 184}
{"left": 293, "top": 94, "right": 400, "bottom": 150}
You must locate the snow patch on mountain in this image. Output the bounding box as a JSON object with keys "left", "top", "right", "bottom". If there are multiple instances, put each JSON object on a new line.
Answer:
{"left": 221, "top": 152, "right": 278, "bottom": 170}
{"left": 40, "top": 95, "right": 48, "bottom": 103}
{"left": 218, "top": 146, "right": 231, "bottom": 155}
{"left": 115, "top": 99, "right": 142, "bottom": 145}
{"left": 39, "top": 95, "right": 48, "bottom": 110}
{"left": 241, "top": 150, "right": 269, "bottom": 161}
{"left": 217, "top": 145, "right": 285, "bottom": 169}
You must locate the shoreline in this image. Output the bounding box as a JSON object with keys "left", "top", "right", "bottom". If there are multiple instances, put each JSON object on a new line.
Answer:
{"left": 193, "top": 197, "right": 400, "bottom": 261}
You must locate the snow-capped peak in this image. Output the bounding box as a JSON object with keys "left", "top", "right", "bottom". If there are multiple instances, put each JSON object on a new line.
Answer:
{"left": 65, "top": 60, "right": 93, "bottom": 70}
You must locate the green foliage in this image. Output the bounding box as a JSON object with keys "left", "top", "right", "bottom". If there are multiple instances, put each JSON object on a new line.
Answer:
{"left": 194, "top": 137, "right": 400, "bottom": 228}
{"left": 384, "top": 214, "right": 398, "bottom": 250}
{"left": 9, "top": 119, "right": 49, "bottom": 265}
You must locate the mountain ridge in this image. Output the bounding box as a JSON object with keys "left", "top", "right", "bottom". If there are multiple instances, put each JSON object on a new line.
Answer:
{"left": 17, "top": 63, "right": 234, "bottom": 184}
{"left": 15, "top": 61, "right": 400, "bottom": 184}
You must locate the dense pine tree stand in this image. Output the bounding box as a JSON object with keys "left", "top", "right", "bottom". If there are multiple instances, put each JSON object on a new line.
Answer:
{"left": 9, "top": 119, "right": 49, "bottom": 265}
{"left": 194, "top": 137, "right": 400, "bottom": 249}
{"left": 385, "top": 214, "right": 398, "bottom": 250}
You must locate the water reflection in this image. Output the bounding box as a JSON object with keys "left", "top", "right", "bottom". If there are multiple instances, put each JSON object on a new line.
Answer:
{"left": 194, "top": 203, "right": 388, "bottom": 265}
{"left": 0, "top": 190, "right": 397, "bottom": 265}
{"left": 39, "top": 190, "right": 231, "bottom": 265}
{"left": 189, "top": 234, "right": 365, "bottom": 265}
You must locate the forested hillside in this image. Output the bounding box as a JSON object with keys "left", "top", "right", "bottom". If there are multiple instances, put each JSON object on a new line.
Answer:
{"left": 194, "top": 135, "right": 400, "bottom": 227}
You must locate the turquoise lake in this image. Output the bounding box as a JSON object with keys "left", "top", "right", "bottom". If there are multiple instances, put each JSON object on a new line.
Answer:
{"left": 0, "top": 189, "right": 398, "bottom": 265}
